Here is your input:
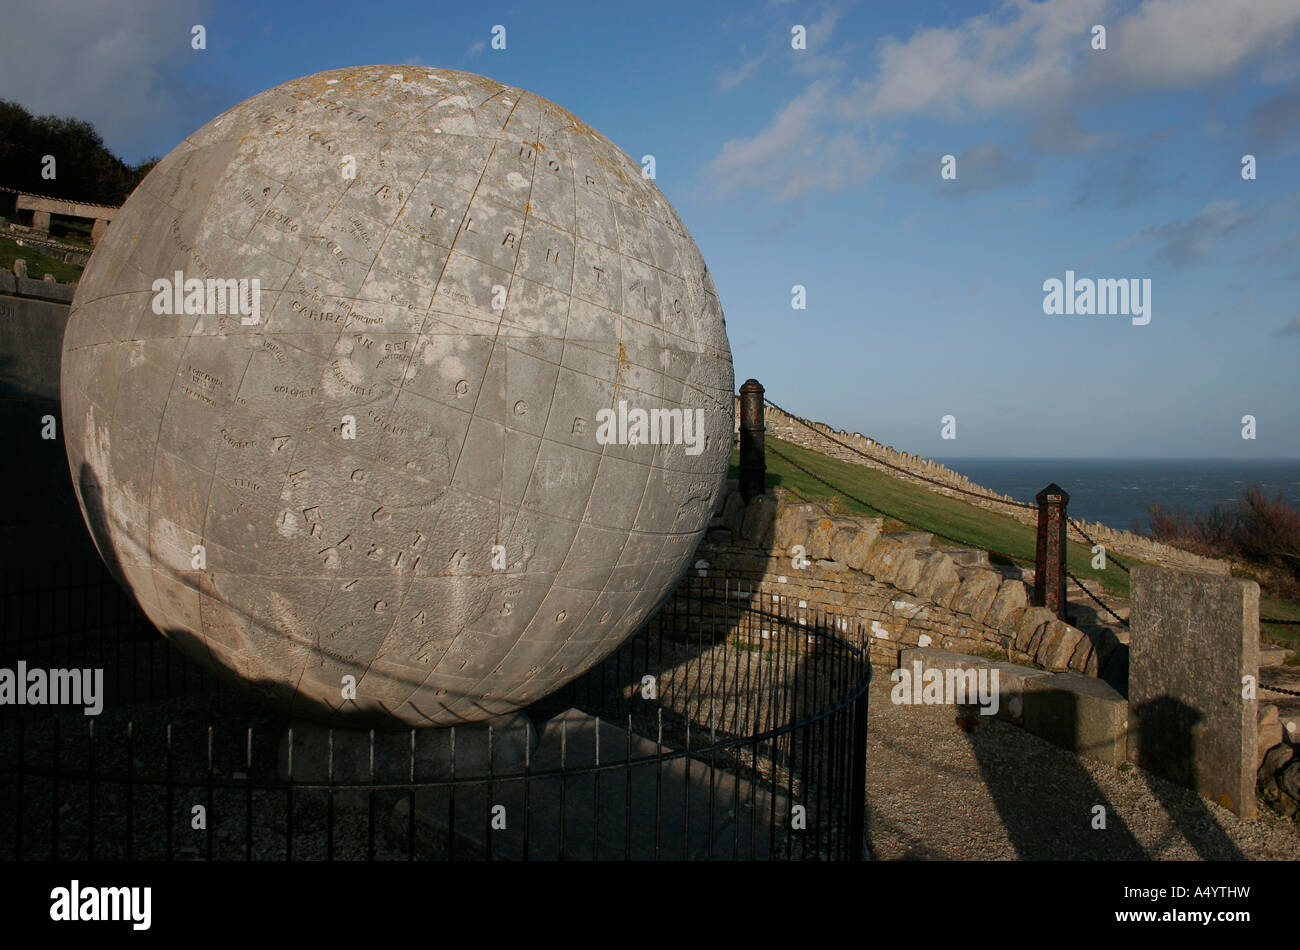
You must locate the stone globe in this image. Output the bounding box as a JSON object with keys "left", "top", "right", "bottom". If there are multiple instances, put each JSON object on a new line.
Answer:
{"left": 61, "top": 66, "right": 733, "bottom": 726}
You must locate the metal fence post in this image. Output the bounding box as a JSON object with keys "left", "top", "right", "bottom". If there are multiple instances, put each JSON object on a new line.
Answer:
{"left": 739, "top": 378, "right": 765, "bottom": 503}
{"left": 847, "top": 672, "right": 870, "bottom": 861}
{"left": 1033, "top": 483, "right": 1070, "bottom": 619}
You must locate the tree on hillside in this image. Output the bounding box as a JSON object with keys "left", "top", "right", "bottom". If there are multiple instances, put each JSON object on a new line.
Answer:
{"left": 0, "top": 100, "right": 157, "bottom": 206}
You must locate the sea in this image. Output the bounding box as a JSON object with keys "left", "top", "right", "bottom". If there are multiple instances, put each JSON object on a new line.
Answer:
{"left": 933, "top": 459, "right": 1300, "bottom": 535}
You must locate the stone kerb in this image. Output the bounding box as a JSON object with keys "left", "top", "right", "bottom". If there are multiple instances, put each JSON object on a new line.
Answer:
{"left": 694, "top": 484, "right": 1105, "bottom": 677}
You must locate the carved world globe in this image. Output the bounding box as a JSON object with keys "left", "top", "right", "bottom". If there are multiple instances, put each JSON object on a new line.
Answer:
{"left": 61, "top": 66, "right": 733, "bottom": 725}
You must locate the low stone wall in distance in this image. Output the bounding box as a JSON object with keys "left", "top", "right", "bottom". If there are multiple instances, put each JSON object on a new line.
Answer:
{"left": 745, "top": 399, "right": 1230, "bottom": 578}
{"left": 681, "top": 482, "right": 1126, "bottom": 681}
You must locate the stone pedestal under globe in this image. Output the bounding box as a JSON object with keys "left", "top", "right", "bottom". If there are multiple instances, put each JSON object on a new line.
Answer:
{"left": 61, "top": 66, "right": 734, "bottom": 726}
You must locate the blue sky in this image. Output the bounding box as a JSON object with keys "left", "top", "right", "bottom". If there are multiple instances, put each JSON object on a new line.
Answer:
{"left": 4, "top": 0, "right": 1300, "bottom": 458}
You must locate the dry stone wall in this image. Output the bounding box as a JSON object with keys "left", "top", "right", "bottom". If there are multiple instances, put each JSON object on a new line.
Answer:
{"left": 683, "top": 482, "right": 1125, "bottom": 678}
{"left": 744, "top": 399, "right": 1229, "bottom": 577}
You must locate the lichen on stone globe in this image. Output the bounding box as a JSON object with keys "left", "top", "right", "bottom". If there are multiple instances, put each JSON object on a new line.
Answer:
{"left": 61, "top": 66, "right": 734, "bottom": 726}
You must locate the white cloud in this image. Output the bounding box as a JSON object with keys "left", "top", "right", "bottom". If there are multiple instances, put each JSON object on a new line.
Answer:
{"left": 1117, "top": 199, "right": 1253, "bottom": 267}
{"left": 719, "top": 55, "right": 764, "bottom": 91}
{"left": 849, "top": 0, "right": 1108, "bottom": 119}
{"left": 0, "top": 0, "right": 211, "bottom": 159}
{"left": 1105, "top": 0, "right": 1300, "bottom": 89}
{"left": 706, "top": 82, "right": 891, "bottom": 199}
{"left": 1272, "top": 313, "right": 1300, "bottom": 336}
{"left": 792, "top": 4, "right": 851, "bottom": 73}
{"left": 705, "top": 0, "right": 1300, "bottom": 199}
{"left": 851, "top": 0, "right": 1300, "bottom": 120}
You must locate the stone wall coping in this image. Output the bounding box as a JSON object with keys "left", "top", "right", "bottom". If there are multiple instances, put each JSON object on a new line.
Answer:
{"left": 0, "top": 272, "right": 76, "bottom": 302}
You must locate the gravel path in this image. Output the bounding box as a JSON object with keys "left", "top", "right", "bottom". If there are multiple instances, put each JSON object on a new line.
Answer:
{"left": 864, "top": 677, "right": 1300, "bottom": 860}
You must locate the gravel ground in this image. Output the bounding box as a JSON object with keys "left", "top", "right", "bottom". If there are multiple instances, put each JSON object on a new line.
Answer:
{"left": 864, "top": 676, "right": 1300, "bottom": 860}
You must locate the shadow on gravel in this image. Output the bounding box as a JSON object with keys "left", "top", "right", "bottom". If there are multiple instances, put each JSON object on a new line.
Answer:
{"left": 962, "top": 702, "right": 1149, "bottom": 859}
{"left": 1133, "top": 696, "right": 1245, "bottom": 861}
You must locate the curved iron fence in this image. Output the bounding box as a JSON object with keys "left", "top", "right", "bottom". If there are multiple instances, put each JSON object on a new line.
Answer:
{"left": 0, "top": 558, "right": 871, "bottom": 860}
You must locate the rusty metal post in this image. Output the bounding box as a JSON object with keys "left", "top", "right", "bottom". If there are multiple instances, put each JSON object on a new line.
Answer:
{"left": 738, "top": 379, "right": 765, "bottom": 503}
{"left": 1033, "top": 483, "right": 1070, "bottom": 619}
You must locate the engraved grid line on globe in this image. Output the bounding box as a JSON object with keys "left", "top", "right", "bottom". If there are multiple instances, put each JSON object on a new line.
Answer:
{"left": 62, "top": 66, "right": 733, "bottom": 724}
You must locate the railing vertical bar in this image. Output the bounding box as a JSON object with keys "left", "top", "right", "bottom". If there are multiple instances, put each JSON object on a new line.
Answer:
{"left": 125, "top": 720, "right": 134, "bottom": 861}
{"left": 624, "top": 712, "right": 633, "bottom": 860}
{"left": 849, "top": 636, "right": 869, "bottom": 861}
{"left": 407, "top": 728, "right": 416, "bottom": 861}
{"left": 592, "top": 715, "right": 600, "bottom": 862}
{"left": 14, "top": 718, "right": 22, "bottom": 860}
{"left": 682, "top": 717, "right": 690, "bottom": 860}
{"left": 368, "top": 728, "right": 376, "bottom": 862}
{"left": 285, "top": 726, "right": 293, "bottom": 862}
{"left": 88, "top": 720, "right": 96, "bottom": 860}
{"left": 448, "top": 727, "right": 456, "bottom": 861}
{"left": 327, "top": 728, "right": 335, "bottom": 862}
{"left": 206, "top": 725, "right": 214, "bottom": 861}
{"left": 707, "top": 706, "right": 716, "bottom": 861}
{"left": 165, "top": 723, "right": 173, "bottom": 861}
{"left": 485, "top": 724, "right": 494, "bottom": 863}
{"left": 522, "top": 721, "right": 531, "bottom": 862}
{"left": 558, "top": 718, "right": 566, "bottom": 861}
{"left": 654, "top": 706, "right": 663, "bottom": 861}
{"left": 51, "top": 716, "right": 59, "bottom": 861}
{"left": 244, "top": 728, "right": 252, "bottom": 861}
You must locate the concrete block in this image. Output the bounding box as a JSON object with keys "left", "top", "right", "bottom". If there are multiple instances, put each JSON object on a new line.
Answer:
{"left": 894, "top": 649, "right": 997, "bottom": 713}
{"left": 897, "top": 647, "right": 990, "bottom": 672}
{"left": 988, "top": 661, "right": 1052, "bottom": 725}
{"left": 1023, "top": 672, "right": 1129, "bottom": 767}
{"left": 1129, "top": 567, "right": 1259, "bottom": 818}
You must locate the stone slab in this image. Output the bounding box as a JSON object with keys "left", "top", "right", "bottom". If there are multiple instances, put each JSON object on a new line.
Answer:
{"left": 897, "top": 647, "right": 990, "bottom": 672}
{"left": 987, "top": 661, "right": 1053, "bottom": 725}
{"left": 1128, "top": 567, "right": 1259, "bottom": 818}
{"left": 1022, "top": 672, "right": 1129, "bottom": 767}
{"left": 886, "top": 532, "right": 932, "bottom": 549}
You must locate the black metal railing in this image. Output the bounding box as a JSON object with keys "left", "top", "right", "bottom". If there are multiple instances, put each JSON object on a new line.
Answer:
{"left": 0, "top": 555, "right": 871, "bottom": 861}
